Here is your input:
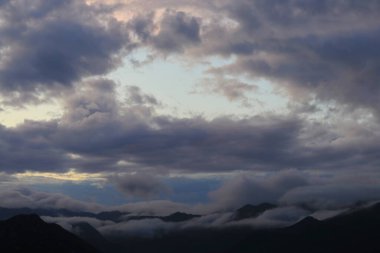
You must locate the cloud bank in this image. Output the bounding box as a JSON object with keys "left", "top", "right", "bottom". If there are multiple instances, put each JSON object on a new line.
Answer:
{"left": 0, "top": 0, "right": 380, "bottom": 216}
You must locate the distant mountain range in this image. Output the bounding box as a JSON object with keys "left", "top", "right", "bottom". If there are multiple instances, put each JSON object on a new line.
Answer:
{"left": 0, "top": 207, "right": 127, "bottom": 222}
{"left": 1, "top": 202, "right": 380, "bottom": 253}
{"left": 0, "top": 207, "right": 201, "bottom": 223}
{"left": 0, "top": 203, "right": 275, "bottom": 224}
{"left": 103, "top": 202, "right": 380, "bottom": 253}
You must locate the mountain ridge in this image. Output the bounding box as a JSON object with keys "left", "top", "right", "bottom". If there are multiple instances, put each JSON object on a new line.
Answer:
{"left": 0, "top": 214, "right": 101, "bottom": 253}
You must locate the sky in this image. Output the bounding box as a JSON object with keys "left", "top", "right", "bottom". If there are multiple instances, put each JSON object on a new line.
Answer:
{"left": 1, "top": 0, "right": 380, "bottom": 216}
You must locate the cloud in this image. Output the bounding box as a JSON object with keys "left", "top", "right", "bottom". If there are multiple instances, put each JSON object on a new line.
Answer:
{"left": 116, "top": 200, "right": 190, "bottom": 216}
{"left": 208, "top": 170, "right": 309, "bottom": 211}
{"left": 110, "top": 173, "right": 170, "bottom": 199}
{"left": 0, "top": 173, "right": 17, "bottom": 183}
{"left": 205, "top": 168, "right": 380, "bottom": 212}
{"left": 310, "top": 209, "right": 347, "bottom": 220}
{"left": 0, "top": 187, "right": 103, "bottom": 212}
{"left": 195, "top": 76, "right": 257, "bottom": 106}
{"left": 41, "top": 216, "right": 115, "bottom": 233}
{"left": 0, "top": 0, "right": 129, "bottom": 103}
{"left": 0, "top": 0, "right": 379, "bottom": 227}
{"left": 151, "top": 10, "right": 201, "bottom": 53}
{"left": 0, "top": 79, "right": 380, "bottom": 176}
{"left": 42, "top": 214, "right": 177, "bottom": 238}
{"left": 0, "top": 185, "right": 190, "bottom": 217}
{"left": 207, "top": 1, "right": 380, "bottom": 115}
{"left": 99, "top": 218, "right": 176, "bottom": 238}
{"left": 0, "top": 121, "right": 68, "bottom": 172}
{"left": 122, "top": 0, "right": 380, "bottom": 116}
{"left": 0, "top": 1, "right": 379, "bottom": 178}
{"left": 181, "top": 212, "right": 233, "bottom": 228}
{"left": 280, "top": 184, "right": 380, "bottom": 210}
{"left": 125, "top": 86, "right": 159, "bottom": 106}
{"left": 129, "top": 9, "right": 201, "bottom": 53}
{"left": 233, "top": 206, "right": 310, "bottom": 228}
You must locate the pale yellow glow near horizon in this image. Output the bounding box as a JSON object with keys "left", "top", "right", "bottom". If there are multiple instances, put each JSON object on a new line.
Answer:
{"left": 0, "top": 103, "right": 62, "bottom": 127}
{"left": 15, "top": 169, "right": 106, "bottom": 183}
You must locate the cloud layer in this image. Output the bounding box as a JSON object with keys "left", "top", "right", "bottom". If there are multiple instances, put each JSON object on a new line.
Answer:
{"left": 0, "top": 0, "right": 380, "bottom": 212}
{"left": 0, "top": 0, "right": 129, "bottom": 103}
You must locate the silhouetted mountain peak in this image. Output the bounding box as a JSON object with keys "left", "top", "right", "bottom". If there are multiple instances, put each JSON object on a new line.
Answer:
{"left": 234, "top": 203, "right": 277, "bottom": 220}
{"left": 161, "top": 212, "right": 201, "bottom": 222}
{"left": 73, "top": 222, "right": 104, "bottom": 238}
{"left": 73, "top": 222, "right": 109, "bottom": 252}
{"left": 290, "top": 216, "right": 320, "bottom": 229}
{"left": 0, "top": 214, "right": 101, "bottom": 253}
{"left": 6, "top": 213, "right": 43, "bottom": 224}
{"left": 96, "top": 210, "right": 128, "bottom": 222}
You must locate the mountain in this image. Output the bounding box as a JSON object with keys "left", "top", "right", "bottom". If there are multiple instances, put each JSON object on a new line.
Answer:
{"left": 95, "top": 211, "right": 128, "bottom": 222}
{"left": 124, "top": 212, "right": 201, "bottom": 222}
{"left": 104, "top": 202, "right": 380, "bottom": 253}
{"left": 235, "top": 202, "right": 380, "bottom": 253}
{"left": 161, "top": 212, "right": 201, "bottom": 222}
{"left": 0, "top": 207, "right": 130, "bottom": 222}
{"left": 72, "top": 222, "right": 112, "bottom": 253}
{"left": 233, "top": 203, "right": 277, "bottom": 220}
{"left": 2, "top": 203, "right": 380, "bottom": 253}
{"left": 288, "top": 215, "right": 321, "bottom": 230}
{"left": 0, "top": 206, "right": 203, "bottom": 224}
{"left": 0, "top": 214, "right": 101, "bottom": 253}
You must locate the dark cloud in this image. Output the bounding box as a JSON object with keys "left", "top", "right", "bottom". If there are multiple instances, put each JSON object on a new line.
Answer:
{"left": 0, "top": 0, "right": 380, "bottom": 189}
{"left": 1, "top": 0, "right": 378, "bottom": 174}
{"left": 0, "top": 121, "right": 67, "bottom": 172}
{"left": 59, "top": 113, "right": 304, "bottom": 173}
{"left": 152, "top": 10, "right": 201, "bottom": 52}
{"left": 0, "top": 0, "right": 129, "bottom": 103}
{"left": 129, "top": 9, "right": 201, "bottom": 53}
{"left": 280, "top": 184, "right": 380, "bottom": 210}
{"left": 203, "top": 0, "right": 380, "bottom": 115}
{"left": 0, "top": 78, "right": 380, "bottom": 175}
{"left": 110, "top": 173, "right": 169, "bottom": 199}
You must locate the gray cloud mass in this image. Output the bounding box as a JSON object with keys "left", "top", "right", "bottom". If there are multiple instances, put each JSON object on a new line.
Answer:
{"left": 0, "top": 79, "right": 379, "bottom": 175}
{"left": 0, "top": 0, "right": 129, "bottom": 103}
{"left": 123, "top": 0, "right": 380, "bottom": 114}
{"left": 0, "top": 0, "right": 380, "bottom": 216}
{"left": 110, "top": 173, "right": 169, "bottom": 198}
{"left": 129, "top": 9, "right": 201, "bottom": 54}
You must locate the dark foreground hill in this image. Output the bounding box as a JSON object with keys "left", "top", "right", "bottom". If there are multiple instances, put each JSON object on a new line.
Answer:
{"left": 0, "top": 214, "right": 101, "bottom": 253}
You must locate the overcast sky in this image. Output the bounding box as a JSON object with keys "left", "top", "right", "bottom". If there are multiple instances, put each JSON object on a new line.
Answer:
{"left": 0, "top": 0, "right": 380, "bottom": 214}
